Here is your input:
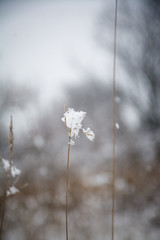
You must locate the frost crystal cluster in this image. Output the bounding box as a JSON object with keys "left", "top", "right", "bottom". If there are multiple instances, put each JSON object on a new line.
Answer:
{"left": 2, "top": 158, "right": 21, "bottom": 177}
{"left": 1, "top": 158, "right": 21, "bottom": 197}
{"left": 7, "top": 186, "right": 19, "bottom": 197}
{"left": 61, "top": 108, "right": 95, "bottom": 145}
{"left": 83, "top": 128, "right": 95, "bottom": 141}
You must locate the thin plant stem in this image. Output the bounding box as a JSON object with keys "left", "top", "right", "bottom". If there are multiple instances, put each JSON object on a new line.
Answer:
{"left": 0, "top": 116, "right": 14, "bottom": 240}
{"left": 9, "top": 115, "right": 14, "bottom": 184}
{"left": 112, "top": 1, "right": 118, "bottom": 240}
{"left": 66, "top": 128, "right": 71, "bottom": 240}
{"left": 0, "top": 195, "right": 6, "bottom": 240}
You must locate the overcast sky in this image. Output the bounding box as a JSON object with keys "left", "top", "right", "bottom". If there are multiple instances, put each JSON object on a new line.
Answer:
{"left": 0, "top": 0, "right": 144, "bottom": 136}
{"left": 0, "top": 0, "right": 111, "bottom": 106}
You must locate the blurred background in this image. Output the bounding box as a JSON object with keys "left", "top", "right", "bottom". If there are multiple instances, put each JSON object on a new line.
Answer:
{"left": 0, "top": 0, "right": 160, "bottom": 239}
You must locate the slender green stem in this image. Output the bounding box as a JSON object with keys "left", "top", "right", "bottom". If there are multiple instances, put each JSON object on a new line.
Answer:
{"left": 112, "top": 1, "right": 118, "bottom": 240}
{"left": 66, "top": 128, "right": 71, "bottom": 240}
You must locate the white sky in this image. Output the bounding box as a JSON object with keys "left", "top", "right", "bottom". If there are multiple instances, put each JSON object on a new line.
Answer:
{"left": 0, "top": 0, "right": 143, "bottom": 135}
{"left": 0, "top": 0, "right": 111, "bottom": 106}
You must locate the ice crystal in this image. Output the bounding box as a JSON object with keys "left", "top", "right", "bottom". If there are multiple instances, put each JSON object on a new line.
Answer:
{"left": 69, "top": 140, "right": 75, "bottom": 146}
{"left": 7, "top": 186, "right": 19, "bottom": 197}
{"left": 2, "top": 158, "right": 10, "bottom": 171}
{"left": 83, "top": 128, "right": 95, "bottom": 141}
{"left": 2, "top": 158, "right": 21, "bottom": 177}
{"left": 62, "top": 108, "right": 95, "bottom": 144}
{"left": 116, "top": 122, "right": 120, "bottom": 129}
{"left": 61, "top": 108, "right": 86, "bottom": 138}
{"left": 11, "top": 165, "right": 21, "bottom": 177}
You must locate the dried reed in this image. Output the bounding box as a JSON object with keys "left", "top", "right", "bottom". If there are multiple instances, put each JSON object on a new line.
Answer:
{"left": 0, "top": 116, "right": 14, "bottom": 239}
{"left": 111, "top": 1, "right": 118, "bottom": 240}
{"left": 66, "top": 128, "right": 71, "bottom": 240}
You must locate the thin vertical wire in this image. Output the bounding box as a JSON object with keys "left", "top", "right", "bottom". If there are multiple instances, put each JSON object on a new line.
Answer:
{"left": 112, "top": 1, "right": 118, "bottom": 240}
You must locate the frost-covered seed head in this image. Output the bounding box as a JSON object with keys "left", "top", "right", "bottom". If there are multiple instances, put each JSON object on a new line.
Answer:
{"left": 61, "top": 108, "right": 86, "bottom": 138}
{"left": 83, "top": 128, "right": 95, "bottom": 141}
{"left": 62, "top": 107, "right": 95, "bottom": 144}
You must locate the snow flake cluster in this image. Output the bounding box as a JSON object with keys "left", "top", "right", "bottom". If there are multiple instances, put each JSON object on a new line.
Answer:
{"left": 7, "top": 186, "right": 19, "bottom": 197}
{"left": 1, "top": 158, "right": 21, "bottom": 197}
{"left": 61, "top": 108, "right": 95, "bottom": 144}
{"left": 83, "top": 128, "right": 95, "bottom": 141}
{"left": 2, "top": 158, "right": 21, "bottom": 177}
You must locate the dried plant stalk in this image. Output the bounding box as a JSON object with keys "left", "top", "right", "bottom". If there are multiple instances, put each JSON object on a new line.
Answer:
{"left": 66, "top": 128, "right": 71, "bottom": 240}
{"left": 8, "top": 115, "right": 14, "bottom": 185}
{"left": 111, "top": 1, "right": 118, "bottom": 240}
{"left": 62, "top": 107, "right": 95, "bottom": 240}
{"left": 0, "top": 116, "right": 14, "bottom": 239}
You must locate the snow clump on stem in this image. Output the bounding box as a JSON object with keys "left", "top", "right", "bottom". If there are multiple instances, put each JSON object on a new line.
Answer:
{"left": 7, "top": 186, "right": 19, "bottom": 197}
{"left": 2, "top": 158, "right": 21, "bottom": 177}
{"left": 61, "top": 108, "right": 95, "bottom": 144}
{"left": 83, "top": 128, "right": 95, "bottom": 141}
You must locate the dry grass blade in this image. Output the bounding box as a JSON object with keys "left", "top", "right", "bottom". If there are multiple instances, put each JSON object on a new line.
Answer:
{"left": 0, "top": 116, "right": 14, "bottom": 239}
{"left": 66, "top": 128, "right": 71, "bottom": 240}
{"left": 62, "top": 107, "right": 95, "bottom": 240}
{"left": 112, "top": 1, "right": 118, "bottom": 240}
